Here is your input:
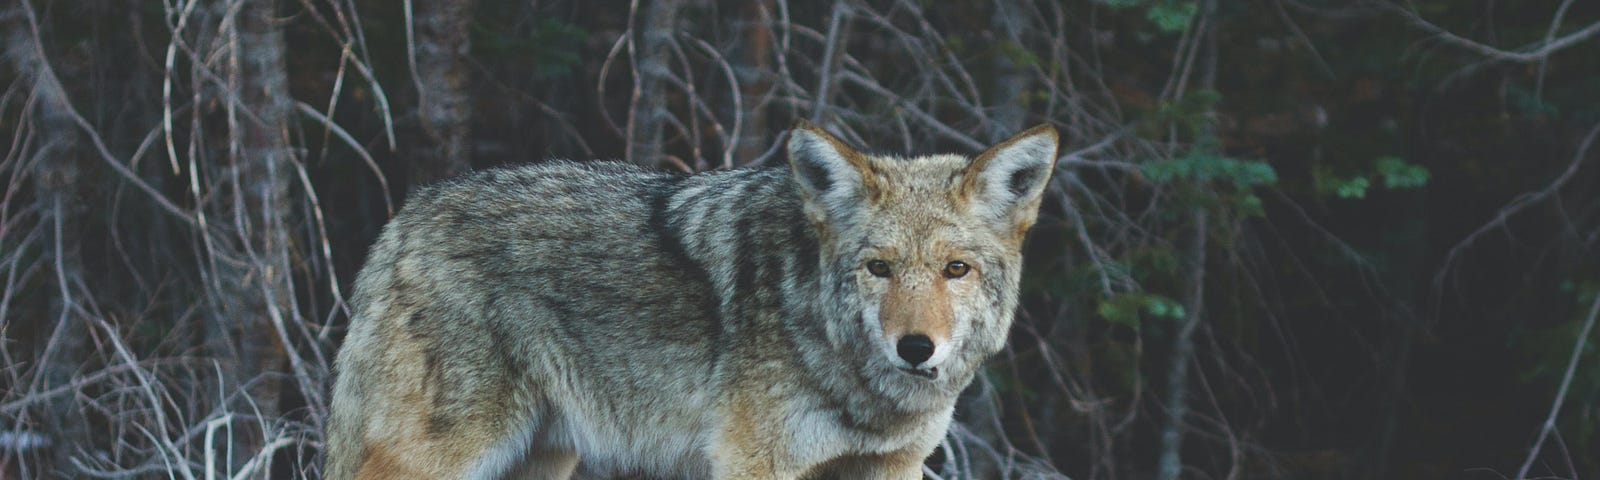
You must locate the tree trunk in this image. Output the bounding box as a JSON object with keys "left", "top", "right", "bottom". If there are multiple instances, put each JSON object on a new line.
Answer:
{"left": 988, "top": 0, "right": 1030, "bottom": 140}
{"left": 627, "top": 0, "right": 680, "bottom": 167}
{"left": 1157, "top": 4, "right": 1221, "bottom": 473}
{"left": 732, "top": 0, "right": 774, "bottom": 166}
{"left": 4, "top": 5, "right": 91, "bottom": 475}
{"left": 411, "top": 0, "right": 476, "bottom": 184}
{"left": 1157, "top": 208, "right": 1207, "bottom": 480}
{"left": 207, "top": 0, "right": 294, "bottom": 471}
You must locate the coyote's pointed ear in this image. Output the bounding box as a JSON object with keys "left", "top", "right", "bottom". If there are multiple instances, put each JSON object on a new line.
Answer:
{"left": 959, "top": 124, "right": 1059, "bottom": 235}
{"left": 787, "top": 120, "right": 877, "bottom": 222}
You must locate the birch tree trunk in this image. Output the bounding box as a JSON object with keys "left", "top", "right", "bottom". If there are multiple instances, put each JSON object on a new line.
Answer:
{"left": 4, "top": 5, "right": 91, "bottom": 475}
{"left": 411, "top": 0, "right": 476, "bottom": 184}
{"left": 627, "top": 0, "right": 680, "bottom": 167}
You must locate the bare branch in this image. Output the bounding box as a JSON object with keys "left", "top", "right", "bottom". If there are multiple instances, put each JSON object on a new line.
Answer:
{"left": 1515, "top": 291, "right": 1600, "bottom": 479}
{"left": 1392, "top": 2, "right": 1600, "bottom": 63}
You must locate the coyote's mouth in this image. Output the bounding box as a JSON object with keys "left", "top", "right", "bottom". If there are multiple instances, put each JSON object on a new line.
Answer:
{"left": 899, "top": 366, "right": 938, "bottom": 380}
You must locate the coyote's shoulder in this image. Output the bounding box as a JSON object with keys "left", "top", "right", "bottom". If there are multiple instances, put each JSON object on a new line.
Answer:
{"left": 327, "top": 122, "right": 1059, "bottom": 479}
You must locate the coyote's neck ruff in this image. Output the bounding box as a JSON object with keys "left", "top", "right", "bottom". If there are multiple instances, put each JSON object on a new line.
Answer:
{"left": 327, "top": 122, "right": 1059, "bottom": 479}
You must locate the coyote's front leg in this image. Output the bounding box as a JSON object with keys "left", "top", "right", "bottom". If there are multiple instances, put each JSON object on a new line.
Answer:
{"left": 708, "top": 392, "right": 804, "bottom": 480}
{"left": 709, "top": 453, "right": 792, "bottom": 480}
{"left": 871, "top": 450, "right": 933, "bottom": 480}
{"left": 814, "top": 449, "right": 931, "bottom": 480}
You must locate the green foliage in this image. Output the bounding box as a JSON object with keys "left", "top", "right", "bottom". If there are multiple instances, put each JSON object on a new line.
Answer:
{"left": 1102, "top": 0, "right": 1197, "bottom": 34}
{"left": 1234, "top": 193, "right": 1266, "bottom": 218}
{"left": 1152, "top": 89, "right": 1224, "bottom": 135}
{"left": 1098, "top": 292, "right": 1187, "bottom": 330}
{"left": 1317, "top": 173, "right": 1369, "bottom": 199}
{"left": 1337, "top": 177, "right": 1369, "bottom": 198}
{"left": 1128, "top": 247, "right": 1182, "bottom": 280}
{"left": 1506, "top": 84, "right": 1560, "bottom": 117}
{"left": 1143, "top": 151, "right": 1278, "bottom": 188}
{"left": 1315, "top": 156, "right": 1429, "bottom": 200}
{"left": 1146, "top": 1, "right": 1199, "bottom": 33}
{"left": 1375, "top": 156, "right": 1429, "bottom": 189}
{"left": 1137, "top": 90, "right": 1276, "bottom": 220}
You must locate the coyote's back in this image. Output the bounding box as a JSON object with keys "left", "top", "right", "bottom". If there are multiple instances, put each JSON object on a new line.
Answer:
{"left": 327, "top": 122, "right": 1059, "bottom": 479}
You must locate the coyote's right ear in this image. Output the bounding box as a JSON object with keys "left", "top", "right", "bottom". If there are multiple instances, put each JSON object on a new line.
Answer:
{"left": 959, "top": 124, "right": 1059, "bottom": 237}
{"left": 787, "top": 121, "right": 877, "bottom": 223}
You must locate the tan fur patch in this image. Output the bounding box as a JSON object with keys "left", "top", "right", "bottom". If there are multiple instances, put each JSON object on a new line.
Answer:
{"left": 1009, "top": 197, "right": 1044, "bottom": 247}
{"left": 353, "top": 445, "right": 412, "bottom": 480}
{"left": 714, "top": 391, "right": 784, "bottom": 479}
{"left": 880, "top": 273, "right": 954, "bottom": 343}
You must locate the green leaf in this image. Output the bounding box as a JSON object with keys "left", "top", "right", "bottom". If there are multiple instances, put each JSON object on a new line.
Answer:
{"left": 1098, "top": 293, "right": 1188, "bottom": 330}
{"left": 1313, "top": 166, "right": 1371, "bottom": 200}
{"left": 1148, "top": 296, "right": 1187, "bottom": 319}
{"left": 1375, "top": 156, "right": 1430, "bottom": 189}
{"left": 1148, "top": 299, "right": 1170, "bottom": 317}
{"left": 1335, "top": 177, "right": 1369, "bottom": 199}
{"left": 1147, "top": 1, "right": 1198, "bottom": 33}
{"left": 1236, "top": 193, "right": 1265, "bottom": 218}
{"left": 1098, "top": 296, "right": 1142, "bottom": 330}
{"left": 1142, "top": 151, "right": 1277, "bottom": 188}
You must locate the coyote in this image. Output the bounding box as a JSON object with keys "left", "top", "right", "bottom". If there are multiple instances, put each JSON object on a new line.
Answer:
{"left": 326, "top": 121, "right": 1059, "bottom": 479}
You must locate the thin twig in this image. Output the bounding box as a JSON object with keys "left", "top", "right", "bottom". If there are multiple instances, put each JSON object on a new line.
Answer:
{"left": 1515, "top": 291, "right": 1600, "bottom": 479}
{"left": 1391, "top": 2, "right": 1600, "bottom": 63}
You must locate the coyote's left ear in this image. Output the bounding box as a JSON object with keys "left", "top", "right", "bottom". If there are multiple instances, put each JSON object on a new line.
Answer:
{"left": 959, "top": 124, "right": 1059, "bottom": 234}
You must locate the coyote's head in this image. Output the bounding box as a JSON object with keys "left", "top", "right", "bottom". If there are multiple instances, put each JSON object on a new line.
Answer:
{"left": 787, "top": 121, "right": 1057, "bottom": 401}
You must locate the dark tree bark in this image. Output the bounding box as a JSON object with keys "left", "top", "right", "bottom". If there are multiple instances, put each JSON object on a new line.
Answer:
{"left": 733, "top": 0, "right": 774, "bottom": 166}
{"left": 627, "top": 0, "right": 681, "bottom": 167}
{"left": 205, "top": 0, "right": 294, "bottom": 468}
{"left": 988, "top": 0, "right": 1030, "bottom": 140}
{"left": 1159, "top": 9, "right": 1220, "bottom": 476}
{"left": 230, "top": 0, "right": 293, "bottom": 417}
{"left": 1157, "top": 209, "right": 1206, "bottom": 480}
{"left": 4, "top": 5, "right": 91, "bottom": 475}
{"left": 411, "top": 0, "right": 476, "bottom": 184}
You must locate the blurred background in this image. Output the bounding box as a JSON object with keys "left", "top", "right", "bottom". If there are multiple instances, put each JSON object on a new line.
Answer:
{"left": 2, "top": 0, "right": 1598, "bottom": 478}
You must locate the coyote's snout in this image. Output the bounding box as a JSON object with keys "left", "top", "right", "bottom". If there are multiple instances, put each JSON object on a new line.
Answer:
{"left": 880, "top": 265, "right": 957, "bottom": 371}
{"left": 327, "top": 121, "right": 1058, "bottom": 479}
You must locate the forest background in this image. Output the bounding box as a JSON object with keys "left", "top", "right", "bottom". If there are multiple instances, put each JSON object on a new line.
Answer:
{"left": 2, "top": 0, "right": 1599, "bottom": 478}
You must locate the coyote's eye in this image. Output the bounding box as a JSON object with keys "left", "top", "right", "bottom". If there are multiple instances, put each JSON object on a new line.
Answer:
{"left": 866, "top": 259, "right": 892, "bottom": 278}
{"left": 944, "top": 261, "right": 970, "bottom": 279}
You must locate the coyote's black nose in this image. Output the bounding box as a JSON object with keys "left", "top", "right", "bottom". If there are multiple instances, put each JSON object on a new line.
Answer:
{"left": 897, "top": 335, "right": 935, "bottom": 366}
